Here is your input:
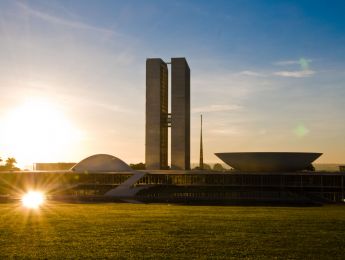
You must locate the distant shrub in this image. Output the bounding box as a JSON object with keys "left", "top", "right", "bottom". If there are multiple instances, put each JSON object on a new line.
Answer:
{"left": 129, "top": 163, "right": 146, "bottom": 170}
{"left": 213, "top": 163, "right": 225, "bottom": 171}
{"left": 193, "top": 163, "right": 211, "bottom": 170}
{"left": 304, "top": 164, "right": 315, "bottom": 171}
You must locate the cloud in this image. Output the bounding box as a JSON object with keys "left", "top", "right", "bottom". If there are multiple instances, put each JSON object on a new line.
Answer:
{"left": 273, "top": 58, "right": 314, "bottom": 78}
{"left": 274, "top": 58, "right": 312, "bottom": 71}
{"left": 274, "top": 58, "right": 312, "bottom": 66}
{"left": 192, "top": 104, "right": 242, "bottom": 113}
{"left": 238, "top": 70, "right": 266, "bottom": 77}
{"left": 192, "top": 70, "right": 276, "bottom": 100}
{"left": 273, "top": 70, "right": 315, "bottom": 78}
{"left": 275, "top": 60, "right": 298, "bottom": 66}
{"left": 209, "top": 128, "right": 241, "bottom": 135}
{"left": 16, "top": 1, "right": 117, "bottom": 36}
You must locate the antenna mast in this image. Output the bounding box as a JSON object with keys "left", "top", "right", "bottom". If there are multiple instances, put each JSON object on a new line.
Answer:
{"left": 199, "top": 114, "right": 204, "bottom": 170}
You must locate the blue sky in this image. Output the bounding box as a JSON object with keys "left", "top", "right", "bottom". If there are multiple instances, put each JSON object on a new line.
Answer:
{"left": 0, "top": 0, "right": 344, "bottom": 166}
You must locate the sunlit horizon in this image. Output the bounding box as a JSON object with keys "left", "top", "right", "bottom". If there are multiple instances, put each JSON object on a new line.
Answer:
{"left": 1, "top": 0, "right": 345, "bottom": 166}
{"left": 0, "top": 97, "right": 83, "bottom": 168}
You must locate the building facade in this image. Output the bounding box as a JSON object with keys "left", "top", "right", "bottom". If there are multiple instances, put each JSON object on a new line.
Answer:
{"left": 171, "top": 58, "right": 190, "bottom": 170}
{"left": 145, "top": 57, "right": 190, "bottom": 170}
{"left": 1, "top": 171, "right": 344, "bottom": 204}
{"left": 34, "top": 163, "right": 76, "bottom": 171}
{"left": 145, "top": 58, "right": 169, "bottom": 169}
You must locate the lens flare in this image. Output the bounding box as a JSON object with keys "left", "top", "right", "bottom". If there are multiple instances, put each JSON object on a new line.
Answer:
{"left": 293, "top": 124, "right": 309, "bottom": 137}
{"left": 299, "top": 58, "right": 311, "bottom": 70}
{"left": 21, "top": 191, "right": 45, "bottom": 209}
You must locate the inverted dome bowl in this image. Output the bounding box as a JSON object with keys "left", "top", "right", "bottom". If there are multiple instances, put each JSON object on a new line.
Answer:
{"left": 215, "top": 152, "right": 322, "bottom": 172}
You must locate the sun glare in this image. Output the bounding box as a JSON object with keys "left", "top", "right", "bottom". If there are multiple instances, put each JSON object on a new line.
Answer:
{"left": 0, "top": 98, "right": 83, "bottom": 168}
{"left": 21, "top": 191, "right": 45, "bottom": 209}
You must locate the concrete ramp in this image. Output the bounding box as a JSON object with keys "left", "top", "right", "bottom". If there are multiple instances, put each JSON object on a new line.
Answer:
{"left": 105, "top": 171, "right": 146, "bottom": 198}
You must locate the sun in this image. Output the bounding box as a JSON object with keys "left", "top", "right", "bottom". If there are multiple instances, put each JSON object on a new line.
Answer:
{"left": 0, "top": 97, "right": 83, "bottom": 168}
{"left": 21, "top": 191, "right": 45, "bottom": 209}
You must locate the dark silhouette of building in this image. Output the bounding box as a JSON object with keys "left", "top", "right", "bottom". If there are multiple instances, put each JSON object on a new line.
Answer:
{"left": 146, "top": 57, "right": 190, "bottom": 170}
{"left": 145, "top": 59, "right": 169, "bottom": 169}
{"left": 1, "top": 154, "right": 344, "bottom": 204}
{"left": 171, "top": 58, "right": 190, "bottom": 170}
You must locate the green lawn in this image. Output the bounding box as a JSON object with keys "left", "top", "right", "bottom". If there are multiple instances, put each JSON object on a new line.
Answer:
{"left": 0, "top": 203, "right": 344, "bottom": 259}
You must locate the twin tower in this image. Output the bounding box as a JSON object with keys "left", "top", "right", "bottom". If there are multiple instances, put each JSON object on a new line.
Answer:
{"left": 145, "top": 58, "right": 190, "bottom": 170}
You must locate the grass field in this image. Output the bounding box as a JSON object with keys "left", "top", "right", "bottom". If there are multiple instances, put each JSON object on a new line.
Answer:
{"left": 0, "top": 203, "right": 345, "bottom": 259}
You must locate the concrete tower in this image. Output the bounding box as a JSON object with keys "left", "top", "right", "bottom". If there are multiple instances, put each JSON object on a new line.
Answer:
{"left": 145, "top": 57, "right": 190, "bottom": 170}
{"left": 145, "top": 58, "right": 169, "bottom": 170}
{"left": 171, "top": 57, "right": 190, "bottom": 170}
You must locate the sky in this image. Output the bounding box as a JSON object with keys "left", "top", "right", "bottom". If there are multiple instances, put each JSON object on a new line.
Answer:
{"left": 0, "top": 0, "right": 344, "bottom": 168}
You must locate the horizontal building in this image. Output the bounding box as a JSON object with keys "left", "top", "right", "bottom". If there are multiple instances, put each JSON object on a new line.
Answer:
{"left": 0, "top": 170, "right": 344, "bottom": 204}
{"left": 34, "top": 163, "right": 76, "bottom": 171}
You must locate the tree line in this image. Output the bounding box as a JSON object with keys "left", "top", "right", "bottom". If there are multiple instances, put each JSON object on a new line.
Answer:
{"left": 0, "top": 157, "right": 19, "bottom": 171}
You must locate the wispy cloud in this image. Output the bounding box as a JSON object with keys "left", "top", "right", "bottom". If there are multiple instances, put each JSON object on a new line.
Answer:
{"left": 273, "top": 57, "right": 315, "bottom": 78}
{"left": 273, "top": 70, "right": 315, "bottom": 78}
{"left": 274, "top": 58, "right": 313, "bottom": 72}
{"left": 192, "top": 70, "right": 276, "bottom": 100}
{"left": 16, "top": 1, "right": 117, "bottom": 36}
{"left": 192, "top": 104, "right": 242, "bottom": 113}
{"left": 274, "top": 58, "right": 312, "bottom": 66}
{"left": 209, "top": 128, "right": 242, "bottom": 135}
{"left": 238, "top": 70, "right": 266, "bottom": 77}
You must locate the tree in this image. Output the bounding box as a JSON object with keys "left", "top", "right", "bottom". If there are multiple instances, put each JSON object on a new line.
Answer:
{"left": 0, "top": 157, "right": 20, "bottom": 171}
{"left": 129, "top": 162, "right": 146, "bottom": 170}
{"left": 193, "top": 163, "right": 211, "bottom": 171}
{"left": 5, "top": 157, "right": 17, "bottom": 168}
{"left": 0, "top": 157, "right": 19, "bottom": 171}
{"left": 213, "top": 163, "right": 225, "bottom": 171}
{"left": 305, "top": 164, "right": 315, "bottom": 171}
{"left": 203, "top": 163, "right": 211, "bottom": 170}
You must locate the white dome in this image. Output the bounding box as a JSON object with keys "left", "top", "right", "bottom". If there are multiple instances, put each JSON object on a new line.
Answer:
{"left": 71, "top": 154, "right": 133, "bottom": 173}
